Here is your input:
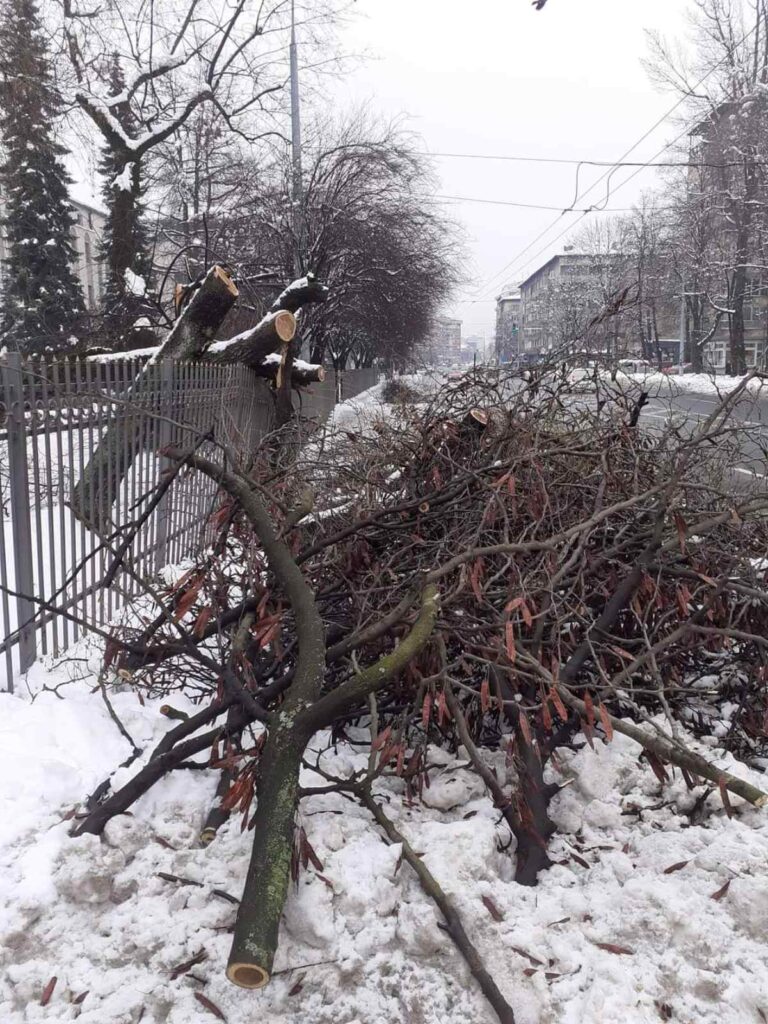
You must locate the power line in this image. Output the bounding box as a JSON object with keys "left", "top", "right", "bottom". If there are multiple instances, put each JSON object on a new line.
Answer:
{"left": 429, "top": 151, "right": 765, "bottom": 169}
{"left": 485, "top": 114, "right": 705, "bottom": 293}
{"left": 434, "top": 193, "right": 657, "bottom": 213}
{"left": 471, "top": 19, "right": 760, "bottom": 300}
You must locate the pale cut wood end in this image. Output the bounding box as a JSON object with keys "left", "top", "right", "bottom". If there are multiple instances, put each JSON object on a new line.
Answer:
{"left": 213, "top": 264, "right": 240, "bottom": 297}
{"left": 226, "top": 962, "right": 270, "bottom": 989}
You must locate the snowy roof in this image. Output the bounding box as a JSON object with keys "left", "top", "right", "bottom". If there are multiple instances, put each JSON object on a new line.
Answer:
{"left": 69, "top": 179, "right": 107, "bottom": 217}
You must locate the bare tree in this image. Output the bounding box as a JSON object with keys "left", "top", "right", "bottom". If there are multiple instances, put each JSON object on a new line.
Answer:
{"left": 53, "top": 0, "right": 347, "bottom": 346}
{"left": 151, "top": 112, "right": 463, "bottom": 371}
{"left": 646, "top": 0, "right": 768, "bottom": 372}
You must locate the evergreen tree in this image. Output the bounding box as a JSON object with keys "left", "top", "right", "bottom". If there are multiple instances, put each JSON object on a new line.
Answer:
{"left": 0, "top": 0, "right": 84, "bottom": 355}
{"left": 98, "top": 53, "right": 155, "bottom": 350}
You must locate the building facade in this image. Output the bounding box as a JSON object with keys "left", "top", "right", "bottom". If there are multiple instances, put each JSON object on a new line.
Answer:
{"left": 71, "top": 201, "right": 107, "bottom": 311}
{"left": 495, "top": 289, "right": 521, "bottom": 363}
{"left": 0, "top": 196, "right": 107, "bottom": 312}
{"left": 689, "top": 101, "right": 768, "bottom": 371}
{"left": 517, "top": 250, "right": 633, "bottom": 360}
{"left": 420, "top": 315, "right": 462, "bottom": 367}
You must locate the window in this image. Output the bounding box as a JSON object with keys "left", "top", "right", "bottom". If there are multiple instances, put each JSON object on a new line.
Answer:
{"left": 742, "top": 277, "right": 766, "bottom": 323}
{"left": 705, "top": 341, "right": 726, "bottom": 368}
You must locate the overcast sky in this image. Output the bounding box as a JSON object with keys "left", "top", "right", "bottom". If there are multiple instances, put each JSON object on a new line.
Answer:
{"left": 329, "top": 0, "right": 691, "bottom": 344}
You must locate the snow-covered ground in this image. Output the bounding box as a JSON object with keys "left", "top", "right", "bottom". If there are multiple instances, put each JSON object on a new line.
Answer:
{"left": 2, "top": 642, "right": 768, "bottom": 1024}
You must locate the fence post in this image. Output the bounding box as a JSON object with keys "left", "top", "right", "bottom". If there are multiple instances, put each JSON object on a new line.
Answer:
{"left": 3, "top": 352, "right": 36, "bottom": 677}
{"left": 154, "top": 359, "right": 175, "bottom": 572}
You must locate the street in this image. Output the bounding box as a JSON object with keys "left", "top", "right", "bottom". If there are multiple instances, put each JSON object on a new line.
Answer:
{"left": 641, "top": 386, "right": 768, "bottom": 480}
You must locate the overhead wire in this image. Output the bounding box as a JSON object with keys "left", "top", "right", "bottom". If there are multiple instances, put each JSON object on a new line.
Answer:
{"left": 428, "top": 151, "right": 768, "bottom": 169}
{"left": 468, "top": 17, "right": 759, "bottom": 301}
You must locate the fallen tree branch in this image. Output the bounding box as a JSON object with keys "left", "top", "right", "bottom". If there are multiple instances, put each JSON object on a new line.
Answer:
{"left": 301, "top": 585, "right": 440, "bottom": 730}
{"left": 358, "top": 787, "right": 516, "bottom": 1024}
{"left": 149, "top": 264, "right": 239, "bottom": 363}
{"left": 203, "top": 310, "right": 297, "bottom": 368}
{"left": 558, "top": 686, "right": 768, "bottom": 808}
{"left": 248, "top": 355, "right": 325, "bottom": 385}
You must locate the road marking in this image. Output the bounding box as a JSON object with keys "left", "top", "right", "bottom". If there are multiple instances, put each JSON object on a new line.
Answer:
{"left": 734, "top": 467, "right": 767, "bottom": 479}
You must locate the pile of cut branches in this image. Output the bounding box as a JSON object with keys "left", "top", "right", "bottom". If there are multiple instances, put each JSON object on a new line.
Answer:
{"left": 53, "top": 366, "right": 768, "bottom": 1023}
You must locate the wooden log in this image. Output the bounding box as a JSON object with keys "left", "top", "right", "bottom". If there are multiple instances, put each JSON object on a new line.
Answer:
{"left": 85, "top": 319, "right": 309, "bottom": 378}
{"left": 466, "top": 408, "right": 490, "bottom": 429}
{"left": 268, "top": 273, "right": 328, "bottom": 315}
{"left": 204, "top": 310, "right": 296, "bottom": 368}
{"left": 150, "top": 265, "right": 239, "bottom": 362}
{"left": 249, "top": 357, "right": 325, "bottom": 386}
{"left": 73, "top": 266, "right": 239, "bottom": 534}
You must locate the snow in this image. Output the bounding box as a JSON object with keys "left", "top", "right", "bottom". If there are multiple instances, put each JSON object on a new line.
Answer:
{"left": 560, "top": 367, "right": 768, "bottom": 400}
{"left": 627, "top": 371, "right": 768, "bottom": 397}
{"left": 124, "top": 268, "right": 147, "bottom": 297}
{"left": 86, "top": 346, "right": 158, "bottom": 362}
{"left": 2, "top": 641, "right": 768, "bottom": 1024}
{"left": 112, "top": 163, "right": 135, "bottom": 193}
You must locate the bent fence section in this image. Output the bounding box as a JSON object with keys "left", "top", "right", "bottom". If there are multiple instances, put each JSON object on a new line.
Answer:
{"left": 0, "top": 353, "right": 378, "bottom": 690}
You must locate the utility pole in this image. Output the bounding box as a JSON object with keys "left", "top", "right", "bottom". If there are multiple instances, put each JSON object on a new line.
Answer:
{"left": 289, "top": 0, "right": 304, "bottom": 280}
{"left": 678, "top": 285, "right": 686, "bottom": 376}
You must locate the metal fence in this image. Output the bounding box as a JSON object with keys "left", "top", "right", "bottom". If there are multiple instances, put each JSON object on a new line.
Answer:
{"left": 0, "top": 353, "right": 379, "bottom": 690}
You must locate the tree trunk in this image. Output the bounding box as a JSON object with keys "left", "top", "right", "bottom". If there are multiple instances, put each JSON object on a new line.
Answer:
{"left": 205, "top": 311, "right": 296, "bottom": 369}
{"left": 249, "top": 358, "right": 324, "bottom": 385}
{"left": 73, "top": 266, "right": 239, "bottom": 533}
{"left": 226, "top": 718, "right": 311, "bottom": 988}
{"left": 268, "top": 274, "right": 328, "bottom": 314}
{"left": 152, "top": 265, "right": 239, "bottom": 362}
{"left": 690, "top": 293, "right": 705, "bottom": 373}
{"left": 72, "top": 269, "right": 300, "bottom": 534}
{"left": 650, "top": 306, "right": 662, "bottom": 370}
{"left": 730, "top": 261, "right": 748, "bottom": 375}
{"left": 71, "top": 416, "right": 146, "bottom": 533}
{"left": 729, "top": 155, "right": 756, "bottom": 376}
{"left": 105, "top": 160, "right": 152, "bottom": 350}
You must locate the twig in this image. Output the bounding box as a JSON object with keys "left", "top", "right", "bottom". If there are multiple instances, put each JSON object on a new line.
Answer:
{"left": 358, "top": 787, "right": 516, "bottom": 1024}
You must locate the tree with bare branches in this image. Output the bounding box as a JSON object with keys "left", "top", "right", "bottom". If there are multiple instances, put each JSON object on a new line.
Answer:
{"left": 53, "top": 0, "right": 348, "bottom": 347}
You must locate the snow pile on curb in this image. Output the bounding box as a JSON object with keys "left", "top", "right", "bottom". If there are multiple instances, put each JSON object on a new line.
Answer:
{"left": 564, "top": 367, "right": 767, "bottom": 401}
{"left": 627, "top": 372, "right": 768, "bottom": 398}
{"left": 2, "top": 650, "right": 768, "bottom": 1024}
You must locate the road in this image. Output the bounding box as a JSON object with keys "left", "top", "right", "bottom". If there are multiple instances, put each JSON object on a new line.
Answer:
{"left": 640, "top": 386, "right": 768, "bottom": 482}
